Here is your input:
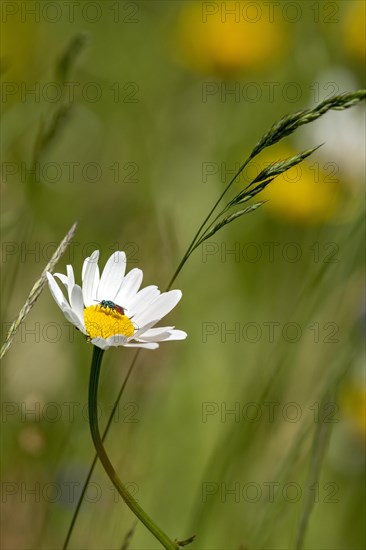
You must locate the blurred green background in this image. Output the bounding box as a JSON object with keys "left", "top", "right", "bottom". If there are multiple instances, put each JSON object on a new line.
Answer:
{"left": 1, "top": 1, "right": 365, "bottom": 549}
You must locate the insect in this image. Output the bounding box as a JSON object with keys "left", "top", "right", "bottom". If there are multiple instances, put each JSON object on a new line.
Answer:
{"left": 97, "top": 300, "right": 126, "bottom": 315}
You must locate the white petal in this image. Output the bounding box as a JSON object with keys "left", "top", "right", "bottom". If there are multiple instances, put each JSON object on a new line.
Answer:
{"left": 136, "top": 331, "right": 171, "bottom": 342}
{"left": 114, "top": 268, "right": 143, "bottom": 308}
{"left": 133, "top": 290, "right": 182, "bottom": 328}
{"left": 123, "top": 342, "right": 159, "bottom": 350}
{"left": 97, "top": 251, "right": 126, "bottom": 301}
{"left": 70, "top": 284, "right": 84, "bottom": 326}
{"left": 82, "top": 252, "right": 98, "bottom": 281}
{"left": 66, "top": 264, "right": 75, "bottom": 284}
{"left": 105, "top": 334, "right": 129, "bottom": 347}
{"left": 82, "top": 255, "right": 90, "bottom": 280}
{"left": 66, "top": 265, "right": 75, "bottom": 302}
{"left": 62, "top": 307, "right": 85, "bottom": 332}
{"left": 137, "top": 326, "right": 174, "bottom": 337}
{"left": 163, "top": 329, "right": 187, "bottom": 341}
{"left": 90, "top": 338, "right": 110, "bottom": 350}
{"left": 47, "top": 273, "right": 69, "bottom": 310}
{"left": 132, "top": 319, "right": 160, "bottom": 339}
{"left": 126, "top": 285, "right": 160, "bottom": 317}
{"left": 82, "top": 251, "right": 100, "bottom": 306}
{"left": 138, "top": 329, "right": 187, "bottom": 342}
{"left": 54, "top": 273, "right": 68, "bottom": 287}
{"left": 55, "top": 266, "right": 76, "bottom": 303}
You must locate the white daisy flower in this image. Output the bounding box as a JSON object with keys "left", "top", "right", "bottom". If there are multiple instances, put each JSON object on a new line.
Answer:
{"left": 47, "top": 250, "right": 187, "bottom": 350}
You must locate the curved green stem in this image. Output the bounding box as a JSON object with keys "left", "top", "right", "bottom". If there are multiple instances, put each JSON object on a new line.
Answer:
{"left": 88, "top": 346, "right": 180, "bottom": 550}
{"left": 63, "top": 349, "right": 141, "bottom": 549}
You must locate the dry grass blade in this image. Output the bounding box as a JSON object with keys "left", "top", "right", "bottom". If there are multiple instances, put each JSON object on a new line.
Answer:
{"left": 120, "top": 521, "right": 137, "bottom": 550}
{"left": 0, "top": 221, "right": 78, "bottom": 360}
{"left": 56, "top": 32, "right": 88, "bottom": 82}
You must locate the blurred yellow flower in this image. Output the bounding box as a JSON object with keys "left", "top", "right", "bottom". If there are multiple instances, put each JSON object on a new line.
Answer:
{"left": 0, "top": 18, "right": 37, "bottom": 81}
{"left": 175, "top": 1, "right": 287, "bottom": 75}
{"left": 343, "top": 0, "right": 366, "bottom": 64}
{"left": 258, "top": 147, "right": 343, "bottom": 225}
{"left": 0, "top": 17, "right": 39, "bottom": 109}
{"left": 342, "top": 384, "right": 366, "bottom": 440}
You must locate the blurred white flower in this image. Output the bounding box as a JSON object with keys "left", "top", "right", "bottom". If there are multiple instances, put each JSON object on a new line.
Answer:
{"left": 300, "top": 68, "right": 365, "bottom": 185}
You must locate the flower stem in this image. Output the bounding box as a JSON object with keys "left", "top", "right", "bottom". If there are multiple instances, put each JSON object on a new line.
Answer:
{"left": 63, "top": 349, "right": 141, "bottom": 550}
{"left": 88, "top": 346, "right": 180, "bottom": 550}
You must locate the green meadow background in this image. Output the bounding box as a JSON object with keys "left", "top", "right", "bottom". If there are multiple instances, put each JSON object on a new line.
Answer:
{"left": 1, "top": 1, "right": 365, "bottom": 549}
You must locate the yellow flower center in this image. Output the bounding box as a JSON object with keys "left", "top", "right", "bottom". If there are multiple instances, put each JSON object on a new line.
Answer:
{"left": 84, "top": 305, "right": 135, "bottom": 340}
